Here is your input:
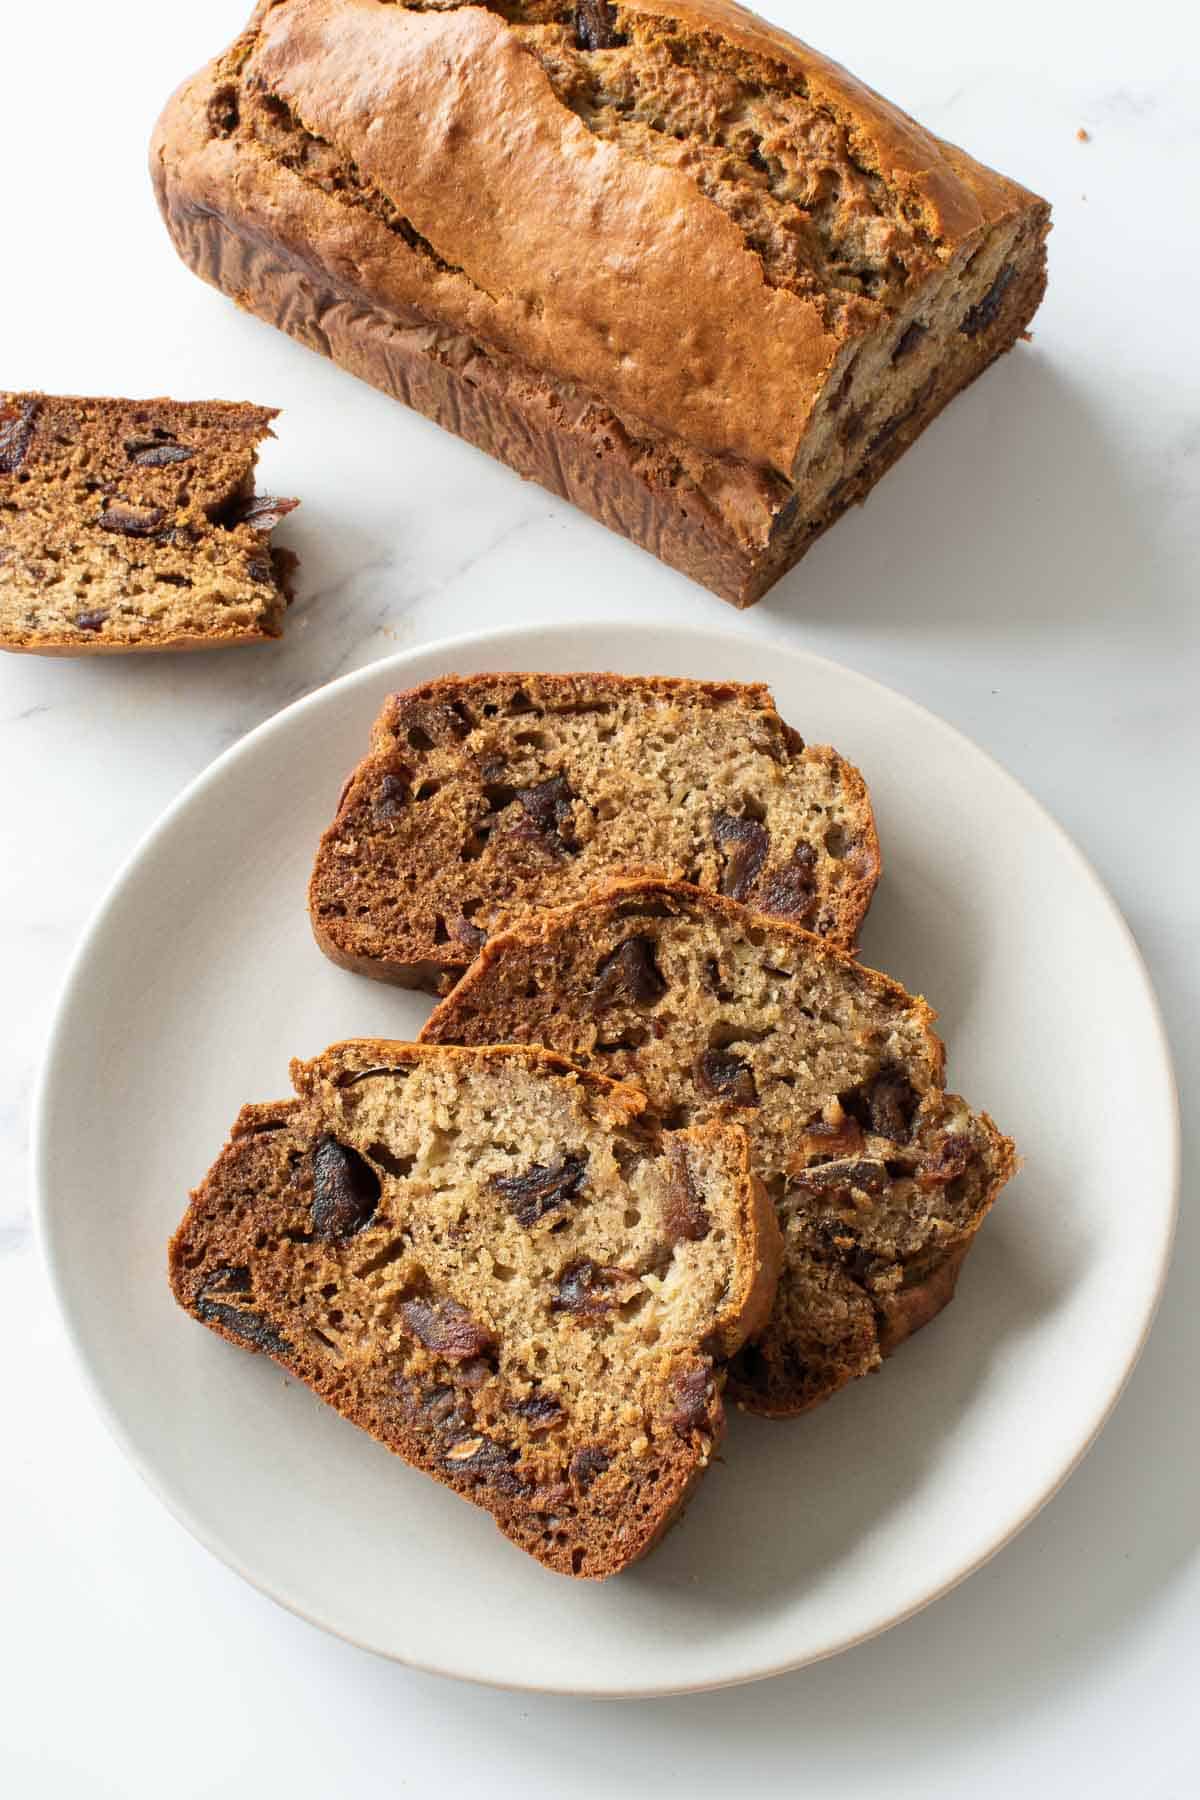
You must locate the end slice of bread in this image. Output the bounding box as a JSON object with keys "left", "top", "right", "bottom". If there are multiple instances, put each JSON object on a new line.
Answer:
{"left": 0, "top": 392, "right": 297, "bottom": 654}
{"left": 169, "top": 1041, "right": 780, "bottom": 1577}
{"left": 308, "top": 672, "right": 880, "bottom": 991}
{"left": 421, "top": 881, "right": 1017, "bottom": 1418}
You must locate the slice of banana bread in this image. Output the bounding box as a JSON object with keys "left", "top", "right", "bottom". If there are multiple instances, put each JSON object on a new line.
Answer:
{"left": 0, "top": 392, "right": 297, "bottom": 654}
{"left": 309, "top": 672, "right": 880, "bottom": 991}
{"left": 421, "top": 881, "right": 1017, "bottom": 1418}
{"left": 169, "top": 1041, "right": 780, "bottom": 1577}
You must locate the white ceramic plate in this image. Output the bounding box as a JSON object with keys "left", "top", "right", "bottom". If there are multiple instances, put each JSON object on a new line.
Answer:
{"left": 35, "top": 621, "right": 1178, "bottom": 1696}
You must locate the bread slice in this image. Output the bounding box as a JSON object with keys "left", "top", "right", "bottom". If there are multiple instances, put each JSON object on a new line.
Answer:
{"left": 0, "top": 392, "right": 297, "bottom": 654}
{"left": 421, "top": 881, "right": 1017, "bottom": 1417}
{"left": 308, "top": 673, "right": 880, "bottom": 991}
{"left": 169, "top": 1041, "right": 780, "bottom": 1577}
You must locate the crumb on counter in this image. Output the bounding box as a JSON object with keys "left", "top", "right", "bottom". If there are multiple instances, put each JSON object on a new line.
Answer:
{"left": 1077, "top": 127, "right": 1091, "bottom": 142}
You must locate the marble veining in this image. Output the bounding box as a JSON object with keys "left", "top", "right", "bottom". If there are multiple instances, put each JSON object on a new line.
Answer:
{"left": 3, "top": 0, "right": 1200, "bottom": 1789}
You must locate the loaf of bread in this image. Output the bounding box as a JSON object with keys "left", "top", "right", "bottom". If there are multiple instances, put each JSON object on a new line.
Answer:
{"left": 0, "top": 393, "right": 297, "bottom": 654}
{"left": 151, "top": 0, "right": 1050, "bottom": 606}
{"left": 421, "top": 879, "right": 1017, "bottom": 1416}
{"left": 308, "top": 672, "right": 879, "bottom": 989}
{"left": 169, "top": 1040, "right": 780, "bottom": 1576}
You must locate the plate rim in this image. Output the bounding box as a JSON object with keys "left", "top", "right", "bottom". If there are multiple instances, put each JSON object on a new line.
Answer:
{"left": 32, "top": 618, "right": 1182, "bottom": 1697}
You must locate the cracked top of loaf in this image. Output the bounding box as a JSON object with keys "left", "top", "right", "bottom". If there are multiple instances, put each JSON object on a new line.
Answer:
{"left": 153, "top": 0, "right": 1045, "bottom": 479}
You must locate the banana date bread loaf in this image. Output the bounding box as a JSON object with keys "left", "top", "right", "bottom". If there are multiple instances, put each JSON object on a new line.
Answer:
{"left": 309, "top": 672, "right": 879, "bottom": 989}
{"left": 151, "top": 0, "right": 1050, "bottom": 605}
{"left": 0, "top": 393, "right": 297, "bottom": 654}
{"left": 169, "top": 1040, "right": 781, "bottom": 1577}
{"left": 421, "top": 879, "right": 1017, "bottom": 1416}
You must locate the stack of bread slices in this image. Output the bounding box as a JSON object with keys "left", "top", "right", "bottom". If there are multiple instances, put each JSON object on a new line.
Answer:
{"left": 171, "top": 674, "right": 1015, "bottom": 1578}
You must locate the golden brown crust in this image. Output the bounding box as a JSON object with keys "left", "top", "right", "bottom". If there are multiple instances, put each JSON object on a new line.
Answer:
{"left": 169, "top": 1040, "right": 777, "bottom": 1577}
{"left": 250, "top": 0, "right": 837, "bottom": 475}
{"left": 436, "top": 872, "right": 933, "bottom": 1046}
{"left": 150, "top": 1, "right": 1050, "bottom": 604}
{"left": 623, "top": 0, "right": 1034, "bottom": 243}
{"left": 308, "top": 672, "right": 881, "bottom": 990}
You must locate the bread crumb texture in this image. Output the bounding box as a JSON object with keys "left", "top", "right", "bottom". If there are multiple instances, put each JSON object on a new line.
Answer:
{"left": 0, "top": 393, "right": 296, "bottom": 654}
{"left": 309, "top": 672, "right": 880, "bottom": 987}
{"left": 424, "top": 880, "right": 1018, "bottom": 1416}
{"left": 169, "top": 1042, "right": 781, "bottom": 1577}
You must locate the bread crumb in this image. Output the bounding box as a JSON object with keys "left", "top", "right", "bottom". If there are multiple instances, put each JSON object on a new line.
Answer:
{"left": 1076, "top": 127, "right": 1091, "bottom": 142}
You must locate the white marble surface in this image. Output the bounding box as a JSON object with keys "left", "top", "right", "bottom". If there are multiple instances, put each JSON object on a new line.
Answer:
{"left": 3, "top": 0, "right": 1197, "bottom": 1791}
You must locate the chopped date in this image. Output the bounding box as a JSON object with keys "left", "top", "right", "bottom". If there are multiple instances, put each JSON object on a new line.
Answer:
{"left": 451, "top": 914, "right": 487, "bottom": 952}
{"left": 393, "top": 697, "right": 472, "bottom": 751}
{"left": 668, "top": 1366, "right": 711, "bottom": 1438}
{"left": 195, "top": 1267, "right": 290, "bottom": 1356}
{"left": 512, "top": 1392, "right": 565, "bottom": 1429}
{"left": 399, "top": 1295, "right": 497, "bottom": 1362}
{"left": 713, "top": 813, "right": 769, "bottom": 900}
{"left": 792, "top": 1157, "right": 888, "bottom": 1197}
{"left": 551, "top": 1259, "right": 639, "bottom": 1318}
{"left": 514, "top": 775, "right": 578, "bottom": 852}
{"left": 310, "top": 1135, "right": 381, "bottom": 1239}
{"left": 198, "top": 1264, "right": 252, "bottom": 1296}
{"left": 97, "top": 502, "right": 166, "bottom": 538}
{"left": 125, "top": 437, "right": 194, "bottom": 467}
{"left": 960, "top": 264, "right": 1015, "bottom": 337}
{"left": 491, "top": 1153, "right": 588, "bottom": 1228}
{"left": 917, "top": 1133, "right": 973, "bottom": 1188}
{"left": 0, "top": 398, "right": 38, "bottom": 473}
{"left": 374, "top": 770, "right": 410, "bottom": 818}
{"left": 568, "top": 1445, "right": 611, "bottom": 1492}
{"left": 694, "top": 1047, "right": 758, "bottom": 1106}
{"left": 758, "top": 842, "right": 818, "bottom": 922}
{"left": 593, "top": 934, "right": 667, "bottom": 1007}
{"left": 840, "top": 1066, "right": 920, "bottom": 1142}
{"left": 222, "top": 492, "right": 299, "bottom": 531}
{"left": 444, "top": 1434, "right": 525, "bottom": 1494}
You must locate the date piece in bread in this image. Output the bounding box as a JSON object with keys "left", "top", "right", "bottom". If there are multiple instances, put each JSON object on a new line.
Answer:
{"left": 309, "top": 673, "right": 880, "bottom": 990}
{"left": 0, "top": 393, "right": 297, "bottom": 655}
{"left": 422, "top": 880, "right": 1017, "bottom": 1417}
{"left": 169, "top": 1041, "right": 780, "bottom": 1578}
{"left": 151, "top": 0, "right": 1049, "bottom": 606}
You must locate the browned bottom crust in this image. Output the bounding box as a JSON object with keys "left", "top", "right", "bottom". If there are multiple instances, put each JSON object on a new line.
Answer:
{"left": 153, "top": 168, "right": 1046, "bottom": 608}
{"left": 874, "top": 1239, "right": 972, "bottom": 1358}
{"left": 1, "top": 630, "right": 283, "bottom": 658}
